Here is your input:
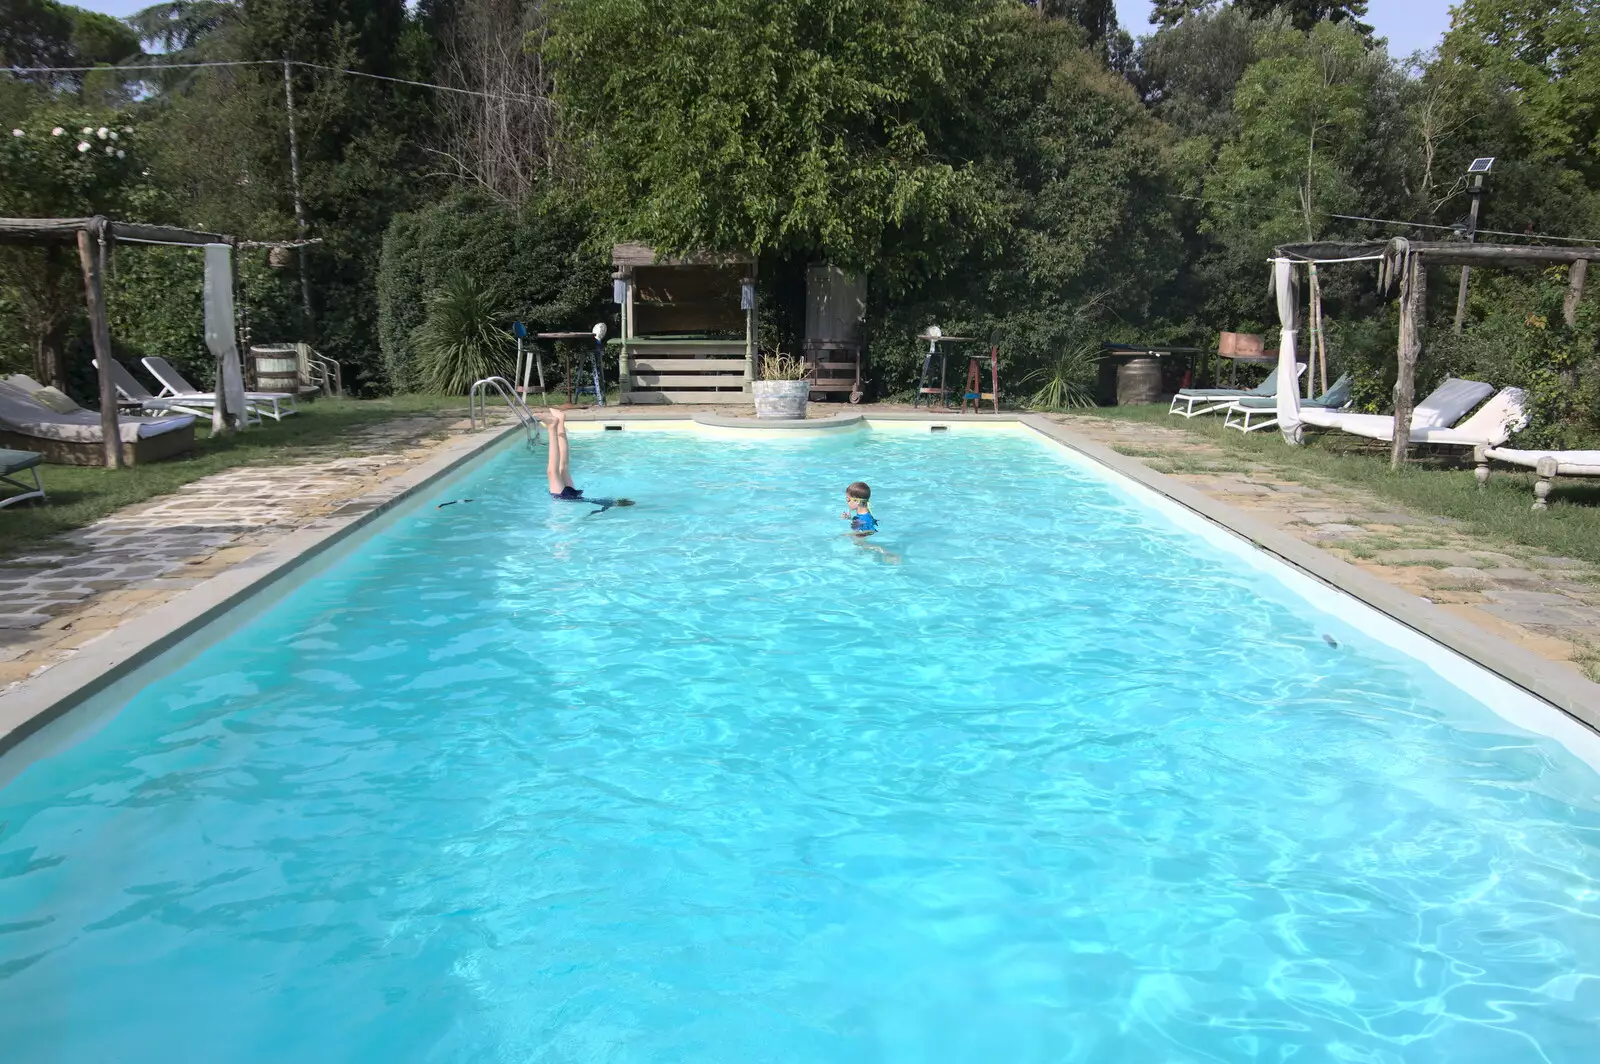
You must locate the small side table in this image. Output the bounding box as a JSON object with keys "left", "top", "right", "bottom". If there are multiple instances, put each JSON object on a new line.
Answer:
{"left": 536, "top": 332, "right": 606, "bottom": 407}
{"left": 914, "top": 332, "right": 975, "bottom": 409}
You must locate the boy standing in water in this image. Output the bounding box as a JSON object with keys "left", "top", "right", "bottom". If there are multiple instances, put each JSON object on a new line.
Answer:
{"left": 842, "top": 481, "right": 877, "bottom": 534}
{"left": 841, "top": 481, "right": 898, "bottom": 562}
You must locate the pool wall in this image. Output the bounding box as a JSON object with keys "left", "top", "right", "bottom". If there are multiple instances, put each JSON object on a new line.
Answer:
{"left": 1, "top": 410, "right": 1595, "bottom": 762}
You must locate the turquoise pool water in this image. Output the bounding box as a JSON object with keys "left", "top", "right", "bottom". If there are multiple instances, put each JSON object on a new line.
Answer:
{"left": 2, "top": 425, "right": 1598, "bottom": 1063}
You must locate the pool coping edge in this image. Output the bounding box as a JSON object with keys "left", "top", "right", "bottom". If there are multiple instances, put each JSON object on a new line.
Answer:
{"left": 0, "top": 421, "right": 523, "bottom": 756}
{"left": 1017, "top": 414, "right": 1600, "bottom": 729}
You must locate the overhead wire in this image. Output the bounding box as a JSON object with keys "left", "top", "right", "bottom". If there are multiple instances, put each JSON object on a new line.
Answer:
{"left": 2, "top": 59, "right": 539, "bottom": 103}
{"left": 1173, "top": 193, "right": 1600, "bottom": 246}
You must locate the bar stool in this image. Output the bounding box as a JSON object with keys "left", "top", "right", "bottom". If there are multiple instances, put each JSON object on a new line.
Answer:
{"left": 961, "top": 329, "right": 1001, "bottom": 414}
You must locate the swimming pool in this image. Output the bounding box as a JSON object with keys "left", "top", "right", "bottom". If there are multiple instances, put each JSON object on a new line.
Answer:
{"left": 2, "top": 422, "right": 1597, "bottom": 1062}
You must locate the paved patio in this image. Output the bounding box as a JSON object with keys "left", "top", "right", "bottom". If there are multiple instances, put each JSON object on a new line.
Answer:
{"left": 1050, "top": 412, "right": 1600, "bottom": 682}
{"left": 0, "top": 414, "right": 478, "bottom": 691}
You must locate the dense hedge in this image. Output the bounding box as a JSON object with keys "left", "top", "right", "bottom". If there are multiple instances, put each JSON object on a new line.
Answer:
{"left": 376, "top": 190, "right": 608, "bottom": 393}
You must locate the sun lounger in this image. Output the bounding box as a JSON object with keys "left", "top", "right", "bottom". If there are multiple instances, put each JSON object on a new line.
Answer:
{"left": 1168, "top": 364, "right": 1304, "bottom": 419}
{"left": 0, "top": 447, "right": 46, "bottom": 508}
{"left": 1297, "top": 378, "right": 1496, "bottom": 443}
{"left": 1225, "top": 373, "right": 1352, "bottom": 433}
{"left": 143, "top": 356, "right": 297, "bottom": 421}
{"left": 88, "top": 359, "right": 215, "bottom": 418}
{"left": 1476, "top": 445, "right": 1600, "bottom": 510}
{"left": 0, "top": 379, "right": 195, "bottom": 466}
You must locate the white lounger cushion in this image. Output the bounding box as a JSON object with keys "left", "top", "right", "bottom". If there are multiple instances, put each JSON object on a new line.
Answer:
{"left": 0, "top": 381, "right": 193, "bottom": 443}
{"left": 1486, "top": 448, "right": 1600, "bottom": 476}
{"left": 1298, "top": 378, "right": 1496, "bottom": 440}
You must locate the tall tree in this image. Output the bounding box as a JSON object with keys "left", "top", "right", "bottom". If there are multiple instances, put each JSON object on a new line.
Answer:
{"left": 547, "top": 0, "right": 1010, "bottom": 282}
{"left": 125, "top": 1, "right": 232, "bottom": 53}
{"left": 1197, "top": 19, "right": 1400, "bottom": 325}
{"left": 1232, "top": 1, "right": 1370, "bottom": 37}
{"left": 434, "top": 0, "right": 557, "bottom": 202}
{"left": 1438, "top": 0, "right": 1599, "bottom": 181}
{"left": 1149, "top": 0, "right": 1219, "bottom": 27}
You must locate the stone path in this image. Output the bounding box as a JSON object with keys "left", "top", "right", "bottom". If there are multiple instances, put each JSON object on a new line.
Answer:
{"left": 0, "top": 414, "right": 475, "bottom": 692}
{"left": 1051, "top": 413, "right": 1600, "bottom": 681}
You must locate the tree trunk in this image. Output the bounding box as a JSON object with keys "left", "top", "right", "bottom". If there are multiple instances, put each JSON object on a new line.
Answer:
{"left": 31, "top": 249, "right": 67, "bottom": 389}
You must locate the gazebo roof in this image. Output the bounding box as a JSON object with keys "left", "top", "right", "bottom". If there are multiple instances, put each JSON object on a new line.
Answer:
{"left": 611, "top": 242, "right": 754, "bottom": 268}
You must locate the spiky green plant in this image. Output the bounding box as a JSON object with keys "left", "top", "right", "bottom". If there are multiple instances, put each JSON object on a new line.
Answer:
{"left": 1024, "top": 344, "right": 1100, "bottom": 411}
{"left": 410, "top": 273, "right": 512, "bottom": 394}
{"left": 760, "top": 351, "right": 813, "bottom": 381}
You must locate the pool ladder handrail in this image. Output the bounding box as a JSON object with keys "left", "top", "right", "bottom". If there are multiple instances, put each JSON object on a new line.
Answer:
{"left": 469, "top": 376, "right": 541, "bottom": 446}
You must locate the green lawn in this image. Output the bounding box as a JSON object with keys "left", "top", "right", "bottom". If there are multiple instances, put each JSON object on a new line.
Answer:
{"left": 1083, "top": 404, "right": 1600, "bottom": 568}
{"left": 0, "top": 393, "right": 489, "bottom": 558}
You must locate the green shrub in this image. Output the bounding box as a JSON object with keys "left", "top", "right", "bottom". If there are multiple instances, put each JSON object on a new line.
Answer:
{"left": 1427, "top": 268, "right": 1600, "bottom": 448}
{"left": 1024, "top": 344, "right": 1100, "bottom": 410}
{"left": 377, "top": 188, "right": 608, "bottom": 393}
{"left": 411, "top": 273, "right": 512, "bottom": 395}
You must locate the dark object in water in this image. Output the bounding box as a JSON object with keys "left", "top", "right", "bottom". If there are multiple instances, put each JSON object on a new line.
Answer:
{"left": 1322, "top": 633, "right": 1339, "bottom": 648}
{"left": 436, "top": 498, "right": 476, "bottom": 508}
{"left": 585, "top": 497, "right": 635, "bottom": 517}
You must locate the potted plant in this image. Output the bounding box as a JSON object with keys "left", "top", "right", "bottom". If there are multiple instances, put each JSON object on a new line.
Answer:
{"left": 752, "top": 352, "right": 813, "bottom": 419}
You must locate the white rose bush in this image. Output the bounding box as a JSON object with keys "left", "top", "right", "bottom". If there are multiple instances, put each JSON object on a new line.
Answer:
{"left": 0, "top": 111, "right": 146, "bottom": 220}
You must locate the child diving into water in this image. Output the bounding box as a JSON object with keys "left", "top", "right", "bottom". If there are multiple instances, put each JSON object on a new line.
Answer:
{"left": 539, "top": 406, "right": 634, "bottom": 516}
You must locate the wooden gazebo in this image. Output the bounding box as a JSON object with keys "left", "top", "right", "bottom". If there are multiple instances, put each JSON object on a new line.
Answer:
{"left": 1276, "top": 238, "right": 1596, "bottom": 467}
{"left": 610, "top": 243, "right": 756, "bottom": 404}
{"left": 0, "top": 215, "right": 235, "bottom": 468}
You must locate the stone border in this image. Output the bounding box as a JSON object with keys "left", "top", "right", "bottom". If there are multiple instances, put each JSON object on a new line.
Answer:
{"left": 0, "top": 422, "right": 522, "bottom": 756}
{"left": 5, "top": 408, "right": 1595, "bottom": 760}
{"left": 1018, "top": 414, "right": 1600, "bottom": 728}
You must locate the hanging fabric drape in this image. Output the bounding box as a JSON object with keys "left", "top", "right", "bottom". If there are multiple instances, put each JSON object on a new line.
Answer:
{"left": 203, "top": 243, "right": 249, "bottom": 431}
{"left": 1272, "top": 257, "right": 1302, "bottom": 443}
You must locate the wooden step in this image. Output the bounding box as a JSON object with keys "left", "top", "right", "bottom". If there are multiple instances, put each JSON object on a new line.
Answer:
{"left": 625, "top": 390, "right": 752, "bottom": 404}
{"left": 632, "top": 373, "right": 748, "bottom": 388}
{"left": 631, "top": 358, "right": 748, "bottom": 372}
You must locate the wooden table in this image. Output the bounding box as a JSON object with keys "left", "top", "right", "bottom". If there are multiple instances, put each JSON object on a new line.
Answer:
{"left": 914, "top": 333, "right": 975, "bottom": 409}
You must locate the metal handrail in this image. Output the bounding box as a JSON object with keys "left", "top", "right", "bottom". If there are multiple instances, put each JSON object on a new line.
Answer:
{"left": 469, "top": 376, "right": 540, "bottom": 446}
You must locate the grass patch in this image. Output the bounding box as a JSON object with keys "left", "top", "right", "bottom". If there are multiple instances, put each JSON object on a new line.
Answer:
{"left": 1090, "top": 405, "right": 1600, "bottom": 568}
{"left": 0, "top": 394, "right": 480, "bottom": 558}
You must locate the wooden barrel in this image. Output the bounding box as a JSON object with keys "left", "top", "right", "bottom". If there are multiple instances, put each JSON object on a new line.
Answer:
{"left": 250, "top": 345, "right": 300, "bottom": 394}
{"left": 1116, "top": 356, "right": 1163, "bottom": 405}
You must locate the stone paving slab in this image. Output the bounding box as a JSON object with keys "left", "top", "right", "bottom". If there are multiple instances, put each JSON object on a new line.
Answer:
{"left": 1051, "top": 412, "right": 1600, "bottom": 684}
{"left": 0, "top": 414, "right": 477, "bottom": 692}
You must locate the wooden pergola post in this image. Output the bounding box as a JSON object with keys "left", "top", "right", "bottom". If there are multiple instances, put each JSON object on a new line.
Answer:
{"left": 1565, "top": 259, "right": 1588, "bottom": 328}
{"left": 1390, "top": 250, "right": 1423, "bottom": 469}
{"left": 76, "top": 216, "right": 122, "bottom": 469}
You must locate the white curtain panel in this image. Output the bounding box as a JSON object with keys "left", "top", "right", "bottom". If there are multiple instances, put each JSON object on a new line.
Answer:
{"left": 203, "top": 243, "right": 249, "bottom": 430}
{"left": 1272, "top": 257, "right": 1302, "bottom": 443}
